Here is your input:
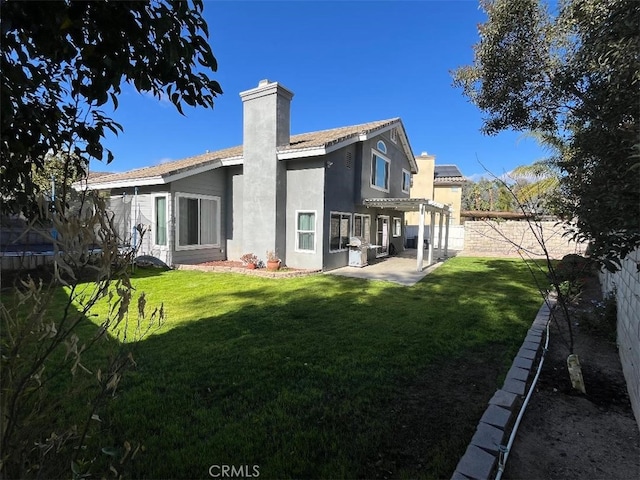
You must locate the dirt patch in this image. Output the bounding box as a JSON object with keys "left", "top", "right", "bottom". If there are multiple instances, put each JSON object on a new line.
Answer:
{"left": 503, "top": 276, "right": 640, "bottom": 479}
{"left": 363, "top": 275, "right": 639, "bottom": 479}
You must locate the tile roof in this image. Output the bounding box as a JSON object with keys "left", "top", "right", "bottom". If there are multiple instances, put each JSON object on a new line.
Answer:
{"left": 85, "top": 118, "right": 400, "bottom": 186}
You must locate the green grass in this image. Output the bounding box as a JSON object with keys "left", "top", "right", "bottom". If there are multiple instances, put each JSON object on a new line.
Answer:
{"left": 37, "top": 257, "right": 547, "bottom": 478}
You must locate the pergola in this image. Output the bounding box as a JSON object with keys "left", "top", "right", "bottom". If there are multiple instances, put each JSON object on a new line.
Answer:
{"left": 363, "top": 198, "right": 451, "bottom": 272}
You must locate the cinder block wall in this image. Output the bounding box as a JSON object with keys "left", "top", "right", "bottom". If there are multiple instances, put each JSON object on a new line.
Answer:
{"left": 599, "top": 248, "right": 640, "bottom": 428}
{"left": 463, "top": 220, "right": 587, "bottom": 258}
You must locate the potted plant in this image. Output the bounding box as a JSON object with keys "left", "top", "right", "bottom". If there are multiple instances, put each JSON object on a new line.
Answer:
{"left": 240, "top": 253, "right": 258, "bottom": 269}
{"left": 266, "top": 250, "right": 281, "bottom": 271}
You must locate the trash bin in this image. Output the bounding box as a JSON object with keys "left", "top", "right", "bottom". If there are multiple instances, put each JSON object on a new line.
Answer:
{"left": 406, "top": 237, "right": 416, "bottom": 249}
{"left": 347, "top": 236, "right": 369, "bottom": 267}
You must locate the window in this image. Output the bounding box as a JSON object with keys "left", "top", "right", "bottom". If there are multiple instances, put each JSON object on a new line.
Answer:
{"left": 296, "top": 211, "right": 316, "bottom": 252}
{"left": 330, "top": 212, "right": 351, "bottom": 251}
{"left": 371, "top": 151, "right": 390, "bottom": 191}
{"left": 376, "top": 140, "right": 387, "bottom": 154}
{"left": 176, "top": 193, "right": 220, "bottom": 249}
{"left": 402, "top": 169, "right": 411, "bottom": 194}
{"left": 353, "top": 214, "right": 371, "bottom": 243}
{"left": 393, "top": 217, "right": 402, "bottom": 237}
{"left": 154, "top": 196, "right": 167, "bottom": 246}
{"left": 390, "top": 128, "right": 397, "bottom": 143}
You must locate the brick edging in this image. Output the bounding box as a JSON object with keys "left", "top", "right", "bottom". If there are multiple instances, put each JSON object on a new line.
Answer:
{"left": 451, "top": 296, "right": 556, "bottom": 480}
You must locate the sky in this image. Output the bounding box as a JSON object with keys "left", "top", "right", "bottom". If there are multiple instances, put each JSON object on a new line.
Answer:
{"left": 96, "top": 0, "right": 548, "bottom": 180}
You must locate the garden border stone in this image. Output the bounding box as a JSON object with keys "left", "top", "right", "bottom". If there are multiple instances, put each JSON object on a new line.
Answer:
{"left": 451, "top": 296, "right": 555, "bottom": 480}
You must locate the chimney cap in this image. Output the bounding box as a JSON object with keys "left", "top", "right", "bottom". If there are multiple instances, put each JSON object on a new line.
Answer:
{"left": 259, "top": 79, "right": 271, "bottom": 86}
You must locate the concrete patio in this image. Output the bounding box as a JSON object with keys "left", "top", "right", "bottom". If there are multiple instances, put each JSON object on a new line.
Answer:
{"left": 325, "top": 248, "right": 460, "bottom": 286}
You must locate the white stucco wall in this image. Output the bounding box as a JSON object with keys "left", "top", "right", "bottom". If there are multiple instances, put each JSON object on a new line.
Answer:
{"left": 599, "top": 247, "right": 640, "bottom": 429}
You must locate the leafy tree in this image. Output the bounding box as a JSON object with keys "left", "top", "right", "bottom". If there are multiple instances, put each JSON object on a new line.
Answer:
{"left": 1, "top": 0, "right": 222, "bottom": 213}
{"left": 461, "top": 178, "right": 515, "bottom": 212}
{"left": 453, "top": 0, "right": 640, "bottom": 270}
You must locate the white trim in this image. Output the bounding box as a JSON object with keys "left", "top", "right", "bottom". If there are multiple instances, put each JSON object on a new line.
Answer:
{"left": 163, "top": 157, "right": 242, "bottom": 184}
{"left": 376, "top": 215, "right": 390, "bottom": 258}
{"left": 152, "top": 194, "right": 169, "bottom": 247}
{"left": 370, "top": 149, "right": 390, "bottom": 193}
{"left": 392, "top": 217, "right": 402, "bottom": 237}
{"left": 402, "top": 169, "right": 411, "bottom": 194}
{"left": 353, "top": 213, "right": 371, "bottom": 244}
{"left": 390, "top": 127, "right": 398, "bottom": 144}
{"left": 277, "top": 146, "right": 327, "bottom": 160}
{"left": 175, "top": 192, "right": 221, "bottom": 250}
{"left": 295, "top": 210, "right": 317, "bottom": 253}
{"left": 329, "top": 211, "right": 352, "bottom": 253}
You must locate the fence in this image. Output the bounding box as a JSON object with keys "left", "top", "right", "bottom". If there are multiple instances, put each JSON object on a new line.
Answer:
{"left": 462, "top": 220, "right": 587, "bottom": 258}
{"left": 599, "top": 248, "right": 640, "bottom": 428}
{"left": 404, "top": 224, "right": 465, "bottom": 250}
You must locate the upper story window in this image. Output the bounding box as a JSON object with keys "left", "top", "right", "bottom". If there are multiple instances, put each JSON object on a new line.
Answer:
{"left": 376, "top": 140, "right": 387, "bottom": 154}
{"left": 371, "top": 151, "right": 390, "bottom": 192}
{"left": 402, "top": 169, "right": 411, "bottom": 194}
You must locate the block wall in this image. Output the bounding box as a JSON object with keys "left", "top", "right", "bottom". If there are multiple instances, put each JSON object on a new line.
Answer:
{"left": 599, "top": 247, "right": 640, "bottom": 428}
{"left": 463, "top": 220, "right": 587, "bottom": 258}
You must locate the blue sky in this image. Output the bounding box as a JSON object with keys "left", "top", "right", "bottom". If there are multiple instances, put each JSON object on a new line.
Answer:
{"left": 97, "top": 0, "right": 547, "bottom": 180}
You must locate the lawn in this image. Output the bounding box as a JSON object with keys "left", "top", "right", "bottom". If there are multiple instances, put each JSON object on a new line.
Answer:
{"left": 35, "top": 257, "right": 546, "bottom": 478}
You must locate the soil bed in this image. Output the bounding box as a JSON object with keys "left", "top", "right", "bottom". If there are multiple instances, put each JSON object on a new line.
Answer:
{"left": 503, "top": 275, "right": 639, "bottom": 479}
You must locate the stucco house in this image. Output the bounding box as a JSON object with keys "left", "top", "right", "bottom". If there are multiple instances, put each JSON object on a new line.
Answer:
{"left": 405, "top": 153, "right": 465, "bottom": 227}
{"left": 82, "top": 80, "right": 451, "bottom": 271}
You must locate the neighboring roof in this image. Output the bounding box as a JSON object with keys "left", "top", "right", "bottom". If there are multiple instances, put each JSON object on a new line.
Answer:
{"left": 82, "top": 118, "right": 415, "bottom": 190}
{"left": 434, "top": 164, "right": 465, "bottom": 184}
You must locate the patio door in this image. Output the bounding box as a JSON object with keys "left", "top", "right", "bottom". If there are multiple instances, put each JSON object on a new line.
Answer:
{"left": 376, "top": 216, "right": 389, "bottom": 257}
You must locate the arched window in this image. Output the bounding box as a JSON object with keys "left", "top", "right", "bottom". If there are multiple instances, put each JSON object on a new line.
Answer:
{"left": 376, "top": 140, "right": 387, "bottom": 154}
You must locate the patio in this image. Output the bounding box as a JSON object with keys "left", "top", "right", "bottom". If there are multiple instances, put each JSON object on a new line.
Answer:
{"left": 326, "top": 248, "right": 460, "bottom": 286}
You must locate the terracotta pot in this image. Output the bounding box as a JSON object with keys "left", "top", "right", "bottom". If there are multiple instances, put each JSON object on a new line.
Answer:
{"left": 246, "top": 263, "right": 257, "bottom": 270}
{"left": 266, "top": 260, "right": 280, "bottom": 271}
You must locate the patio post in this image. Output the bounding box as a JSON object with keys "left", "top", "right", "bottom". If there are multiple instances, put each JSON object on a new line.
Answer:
{"left": 428, "top": 211, "right": 435, "bottom": 265}
{"left": 437, "top": 210, "right": 444, "bottom": 258}
{"left": 444, "top": 212, "right": 451, "bottom": 258}
{"left": 416, "top": 203, "right": 425, "bottom": 271}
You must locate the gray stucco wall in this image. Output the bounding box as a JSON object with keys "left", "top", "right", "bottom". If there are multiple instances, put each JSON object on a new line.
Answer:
{"left": 358, "top": 131, "right": 412, "bottom": 202}
{"left": 170, "top": 168, "right": 227, "bottom": 265}
{"left": 285, "top": 159, "right": 325, "bottom": 270}
{"left": 225, "top": 166, "right": 244, "bottom": 261}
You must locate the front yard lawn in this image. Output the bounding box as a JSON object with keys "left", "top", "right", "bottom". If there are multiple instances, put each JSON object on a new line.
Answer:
{"left": 64, "top": 257, "right": 545, "bottom": 478}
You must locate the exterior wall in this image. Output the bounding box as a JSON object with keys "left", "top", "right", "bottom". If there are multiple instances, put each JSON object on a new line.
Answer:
{"left": 357, "top": 132, "right": 413, "bottom": 203}
{"left": 170, "top": 168, "right": 227, "bottom": 265}
{"left": 108, "top": 185, "right": 172, "bottom": 266}
{"left": 285, "top": 159, "right": 325, "bottom": 270}
{"left": 225, "top": 166, "right": 244, "bottom": 261}
{"left": 463, "top": 220, "right": 587, "bottom": 258}
{"left": 405, "top": 153, "right": 435, "bottom": 226}
{"left": 599, "top": 247, "right": 640, "bottom": 428}
{"left": 240, "top": 81, "right": 292, "bottom": 262}
{"left": 433, "top": 183, "right": 462, "bottom": 224}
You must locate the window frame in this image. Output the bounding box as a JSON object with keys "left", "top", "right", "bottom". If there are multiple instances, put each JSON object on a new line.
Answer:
{"left": 153, "top": 194, "right": 169, "bottom": 247}
{"left": 370, "top": 149, "right": 390, "bottom": 193}
{"left": 402, "top": 169, "right": 411, "bottom": 194}
{"left": 393, "top": 217, "right": 402, "bottom": 237}
{"left": 295, "top": 210, "right": 317, "bottom": 253}
{"left": 175, "top": 192, "right": 221, "bottom": 251}
{"left": 329, "top": 211, "right": 352, "bottom": 253}
{"left": 376, "top": 140, "right": 387, "bottom": 154}
{"left": 353, "top": 213, "right": 371, "bottom": 244}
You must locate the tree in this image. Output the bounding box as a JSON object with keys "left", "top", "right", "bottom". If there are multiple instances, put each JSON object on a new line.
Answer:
{"left": 452, "top": 0, "right": 640, "bottom": 270}
{"left": 1, "top": 0, "right": 222, "bottom": 214}
{"left": 1, "top": 1, "right": 218, "bottom": 476}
